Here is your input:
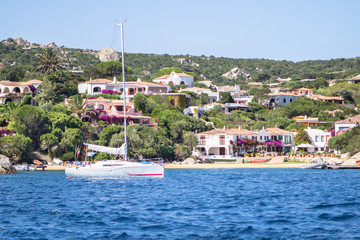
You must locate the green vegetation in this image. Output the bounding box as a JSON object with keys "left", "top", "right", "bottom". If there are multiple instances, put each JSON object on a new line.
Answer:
{"left": 1, "top": 38, "right": 360, "bottom": 162}
{"left": 328, "top": 126, "right": 360, "bottom": 155}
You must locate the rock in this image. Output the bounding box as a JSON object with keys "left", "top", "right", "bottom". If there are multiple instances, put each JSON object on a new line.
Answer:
{"left": 0, "top": 154, "right": 15, "bottom": 174}
{"left": 183, "top": 158, "right": 195, "bottom": 165}
{"left": 97, "top": 47, "right": 120, "bottom": 62}
{"left": 222, "top": 67, "right": 251, "bottom": 80}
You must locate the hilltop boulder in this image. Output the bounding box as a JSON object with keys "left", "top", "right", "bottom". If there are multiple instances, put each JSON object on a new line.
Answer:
{"left": 97, "top": 47, "right": 120, "bottom": 62}
{"left": 222, "top": 67, "right": 251, "bottom": 80}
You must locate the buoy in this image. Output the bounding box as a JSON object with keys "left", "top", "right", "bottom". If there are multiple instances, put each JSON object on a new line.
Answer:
{"left": 66, "top": 176, "right": 71, "bottom": 179}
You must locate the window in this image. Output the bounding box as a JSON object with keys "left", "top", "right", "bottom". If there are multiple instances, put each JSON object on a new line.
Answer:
{"left": 220, "top": 135, "right": 225, "bottom": 145}
{"left": 260, "top": 136, "right": 262, "bottom": 140}
{"left": 200, "top": 136, "right": 206, "bottom": 145}
{"left": 315, "top": 136, "right": 319, "bottom": 142}
{"left": 290, "top": 99, "right": 293, "bottom": 102}
{"left": 321, "top": 136, "right": 324, "bottom": 142}
{"left": 283, "top": 98, "right": 286, "bottom": 103}
{"left": 93, "top": 87, "right": 101, "bottom": 93}
{"left": 116, "top": 106, "right": 124, "bottom": 111}
{"left": 98, "top": 104, "right": 104, "bottom": 110}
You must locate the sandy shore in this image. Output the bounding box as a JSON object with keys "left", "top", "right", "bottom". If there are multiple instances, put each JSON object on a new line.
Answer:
{"left": 40, "top": 162, "right": 305, "bottom": 171}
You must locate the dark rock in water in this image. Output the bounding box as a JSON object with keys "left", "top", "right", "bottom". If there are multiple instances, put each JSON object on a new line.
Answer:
{"left": 0, "top": 154, "right": 15, "bottom": 174}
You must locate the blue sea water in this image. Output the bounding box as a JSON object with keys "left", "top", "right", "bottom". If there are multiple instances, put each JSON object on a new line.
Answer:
{"left": 1, "top": 168, "right": 360, "bottom": 240}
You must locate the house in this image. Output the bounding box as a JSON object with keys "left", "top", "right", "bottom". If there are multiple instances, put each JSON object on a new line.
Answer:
{"left": 203, "top": 102, "right": 249, "bottom": 113}
{"left": 233, "top": 95, "right": 253, "bottom": 105}
{"left": 292, "top": 88, "right": 314, "bottom": 97}
{"left": 248, "top": 82, "right": 262, "bottom": 86}
{"left": 180, "top": 87, "right": 220, "bottom": 102}
{"left": 196, "top": 127, "right": 294, "bottom": 160}
{"left": 303, "top": 128, "right": 331, "bottom": 153}
{"left": 291, "top": 115, "right": 330, "bottom": 128}
{"left": 348, "top": 74, "right": 360, "bottom": 84}
{"left": 334, "top": 114, "right": 360, "bottom": 133}
{"left": 78, "top": 77, "right": 171, "bottom": 99}
{"left": 267, "top": 83, "right": 280, "bottom": 88}
{"left": 183, "top": 106, "right": 205, "bottom": 117}
{"left": 0, "top": 79, "right": 42, "bottom": 104}
{"left": 309, "top": 95, "right": 344, "bottom": 104}
{"left": 263, "top": 93, "right": 299, "bottom": 109}
{"left": 65, "top": 97, "right": 152, "bottom": 126}
{"left": 269, "top": 87, "right": 288, "bottom": 94}
{"left": 216, "top": 85, "right": 246, "bottom": 98}
{"left": 152, "top": 71, "right": 194, "bottom": 87}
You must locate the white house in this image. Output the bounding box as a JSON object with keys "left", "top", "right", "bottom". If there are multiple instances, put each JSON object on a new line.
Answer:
{"left": 348, "top": 74, "right": 360, "bottom": 84}
{"left": 303, "top": 128, "right": 331, "bottom": 153}
{"left": 334, "top": 114, "right": 360, "bottom": 133}
{"left": 152, "top": 71, "right": 194, "bottom": 87}
{"left": 196, "top": 127, "right": 294, "bottom": 160}
{"left": 78, "top": 77, "right": 171, "bottom": 99}
{"left": 203, "top": 102, "right": 249, "bottom": 113}
{"left": 263, "top": 93, "right": 299, "bottom": 109}
{"left": 216, "top": 85, "right": 246, "bottom": 98}
{"left": 0, "top": 79, "right": 42, "bottom": 104}
{"left": 180, "top": 87, "right": 220, "bottom": 102}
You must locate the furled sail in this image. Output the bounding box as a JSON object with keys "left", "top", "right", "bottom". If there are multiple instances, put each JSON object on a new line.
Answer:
{"left": 84, "top": 143, "right": 126, "bottom": 155}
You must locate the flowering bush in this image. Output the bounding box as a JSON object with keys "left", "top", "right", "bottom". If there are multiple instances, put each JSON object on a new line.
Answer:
{"left": 101, "top": 89, "right": 120, "bottom": 95}
{"left": 329, "top": 127, "right": 335, "bottom": 137}
{"left": 265, "top": 139, "right": 283, "bottom": 147}
{"left": 28, "top": 85, "right": 36, "bottom": 93}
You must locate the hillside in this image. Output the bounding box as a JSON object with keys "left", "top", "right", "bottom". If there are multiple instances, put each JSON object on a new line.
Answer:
{"left": 1, "top": 37, "right": 360, "bottom": 86}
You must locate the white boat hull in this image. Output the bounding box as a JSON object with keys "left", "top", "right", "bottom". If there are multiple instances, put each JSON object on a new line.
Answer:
{"left": 65, "top": 161, "right": 164, "bottom": 178}
{"left": 302, "top": 163, "right": 326, "bottom": 169}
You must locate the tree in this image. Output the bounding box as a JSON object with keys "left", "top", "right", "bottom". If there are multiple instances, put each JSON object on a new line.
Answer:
{"left": 68, "top": 95, "right": 88, "bottom": 118}
{"left": 219, "top": 92, "right": 235, "bottom": 103}
{"left": 12, "top": 105, "right": 48, "bottom": 148}
{"left": 294, "top": 128, "right": 312, "bottom": 146}
{"left": 34, "top": 48, "right": 63, "bottom": 74}
{"left": 0, "top": 135, "right": 33, "bottom": 162}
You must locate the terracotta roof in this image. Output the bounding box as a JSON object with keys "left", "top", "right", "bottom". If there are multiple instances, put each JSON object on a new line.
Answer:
{"left": 226, "top": 128, "right": 259, "bottom": 135}
{"left": 181, "top": 87, "right": 210, "bottom": 92}
{"left": 248, "top": 82, "right": 262, "bottom": 86}
{"left": 0, "top": 80, "right": 36, "bottom": 87}
{"left": 265, "top": 127, "right": 292, "bottom": 135}
{"left": 293, "top": 88, "right": 313, "bottom": 91}
{"left": 79, "top": 78, "right": 113, "bottom": 84}
{"left": 197, "top": 129, "right": 231, "bottom": 135}
{"left": 126, "top": 81, "right": 169, "bottom": 87}
{"left": 349, "top": 74, "right": 360, "bottom": 81}
{"left": 310, "top": 95, "right": 344, "bottom": 101}
{"left": 267, "top": 92, "right": 297, "bottom": 97}
{"left": 27, "top": 79, "right": 42, "bottom": 84}
{"left": 335, "top": 114, "right": 360, "bottom": 124}
{"left": 153, "top": 72, "right": 192, "bottom": 81}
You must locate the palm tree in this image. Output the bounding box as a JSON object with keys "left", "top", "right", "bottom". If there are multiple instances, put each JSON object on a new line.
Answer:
{"left": 68, "top": 95, "right": 88, "bottom": 119}
{"left": 35, "top": 48, "right": 63, "bottom": 74}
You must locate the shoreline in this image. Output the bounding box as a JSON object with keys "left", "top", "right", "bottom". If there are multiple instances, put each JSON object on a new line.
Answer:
{"left": 40, "top": 162, "right": 305, "bottom": 171}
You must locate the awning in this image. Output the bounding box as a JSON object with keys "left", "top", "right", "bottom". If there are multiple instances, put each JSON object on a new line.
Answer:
{"left": 297, "top": 143, "right": 314, "bottom": 148}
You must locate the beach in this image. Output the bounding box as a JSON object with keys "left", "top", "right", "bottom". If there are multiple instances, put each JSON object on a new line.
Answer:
{"left": 41, "top": 162, "right": 305, "bottom": 171}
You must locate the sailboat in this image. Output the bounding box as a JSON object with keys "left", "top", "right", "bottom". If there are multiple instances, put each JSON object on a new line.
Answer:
{"left": 65, "top": 23, "right": 164, "bottom": 178}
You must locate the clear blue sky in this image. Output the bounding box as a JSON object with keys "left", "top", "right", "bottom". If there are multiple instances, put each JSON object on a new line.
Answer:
{"left": 1, "top": 0, "right": 359, "bottom": 61}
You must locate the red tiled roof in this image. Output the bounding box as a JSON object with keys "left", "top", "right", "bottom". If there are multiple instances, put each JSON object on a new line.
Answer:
{"left": 265, "top": 127, "right": 292, "bottom": 135}
{"left": 335, "top": 114, "right": 360, "bottom": 124}
{"left": 79, "top": 78, "right": 113, "bottom": 84}
{"left": 197, "top": 129, "right": 230, "bottom": 135}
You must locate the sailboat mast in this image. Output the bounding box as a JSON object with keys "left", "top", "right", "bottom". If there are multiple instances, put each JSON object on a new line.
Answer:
{"left": 120, "top": 22, "right": 128, "bottom": 161}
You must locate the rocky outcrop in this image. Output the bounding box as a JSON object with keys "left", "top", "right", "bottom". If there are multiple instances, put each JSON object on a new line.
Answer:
{"left": 222, "top": 67, "right": 251, "bottom": 80}
{"left": 97, "top": 47, "right": 120, "bottom": 62}
{"left": 0, "top": 154, "right": 15, "bottom": 174}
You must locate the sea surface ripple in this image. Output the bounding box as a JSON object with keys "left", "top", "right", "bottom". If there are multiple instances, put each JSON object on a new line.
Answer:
{"left": 1, "top": 168, "right": 360, "bottom": 239}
